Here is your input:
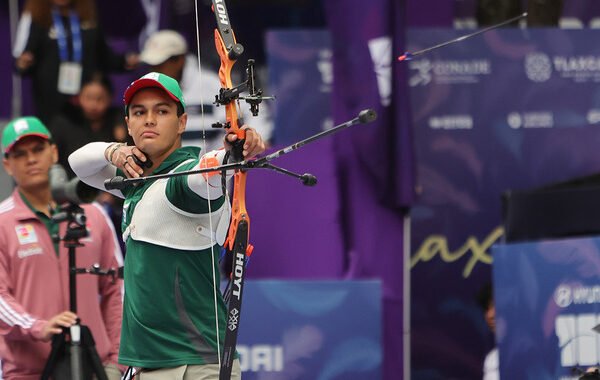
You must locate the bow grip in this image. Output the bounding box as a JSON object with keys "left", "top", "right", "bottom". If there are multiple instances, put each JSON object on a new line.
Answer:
{"left": 229, "top": 138, "right": 245, "bottom": 163}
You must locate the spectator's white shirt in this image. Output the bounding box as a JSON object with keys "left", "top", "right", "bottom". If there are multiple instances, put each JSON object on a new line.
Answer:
{"left": 12, "top": 12, "right": 32, "bottom": 58}
{"left": 483, "top": 347, "right": 499, "bottom": 380}
{"left": 180, "top": 55, "right": 273, "bottom": 152}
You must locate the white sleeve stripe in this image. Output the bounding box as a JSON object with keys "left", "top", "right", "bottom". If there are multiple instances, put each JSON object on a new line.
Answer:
{"left": 0, "top": 297, "right": 35, "bottom": 324}
{"left": 91, "top": 202, "right": 124, "bottom": 267}
{"left": 0, "top": 297, "right": 34, "bottom": 328}
{"left": 0, "top": 297, "right": 34, "bottom": 326}
{"left": 0, "top": 200, "right": 15, "bottom": 215}
{"left": 0, "top": 307, "right": 14, "bottom": 327}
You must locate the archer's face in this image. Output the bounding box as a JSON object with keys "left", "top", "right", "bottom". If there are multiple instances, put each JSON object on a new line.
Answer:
{"left": 126, "top": 88, "right": 186, "bottom": 158}
{"left": 2, "top": 137, "right": 58, "bottom": 192}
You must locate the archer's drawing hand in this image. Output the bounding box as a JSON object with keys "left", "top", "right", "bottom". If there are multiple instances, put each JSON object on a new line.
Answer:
{"left": 106, "top": 143, "right": 150, "bottom": 178}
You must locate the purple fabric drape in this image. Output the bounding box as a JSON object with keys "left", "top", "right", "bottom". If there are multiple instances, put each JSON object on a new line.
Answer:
{"left": 325, "top": 0, "right": 416, "bottom": 378}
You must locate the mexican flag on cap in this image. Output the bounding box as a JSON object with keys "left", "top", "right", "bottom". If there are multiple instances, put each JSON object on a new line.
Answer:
{"left": 123, "top": 72, "right": 186, "bottom": 111}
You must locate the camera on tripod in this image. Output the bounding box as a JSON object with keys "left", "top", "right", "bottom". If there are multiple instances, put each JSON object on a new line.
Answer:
{"left": 50, "top": 164, "right": 99, "bottom": 206}
{"left": 49, "top": 164, "right": 98, "bottom": 242}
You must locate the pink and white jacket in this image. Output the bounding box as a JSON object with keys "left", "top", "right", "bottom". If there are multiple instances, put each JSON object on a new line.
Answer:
{"left": 0, "top": 189, "right": 123, "bottom": 380}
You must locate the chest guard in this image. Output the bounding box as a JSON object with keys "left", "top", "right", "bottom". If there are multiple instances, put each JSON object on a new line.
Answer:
{"left": 124, "top": 177, "right": 231, "bottom": 251}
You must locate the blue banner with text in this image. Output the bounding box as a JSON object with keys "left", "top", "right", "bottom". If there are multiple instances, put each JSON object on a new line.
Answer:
{"left": 237, "top": 280, "right": 382, "bottom": 380}
{"left": 493, "top": 237, "right": 600, "bottom": 379}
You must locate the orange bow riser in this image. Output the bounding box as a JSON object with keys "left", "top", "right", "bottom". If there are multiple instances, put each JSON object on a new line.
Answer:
{"left": 212, "top": 4, "right": 252, "bottom": 259}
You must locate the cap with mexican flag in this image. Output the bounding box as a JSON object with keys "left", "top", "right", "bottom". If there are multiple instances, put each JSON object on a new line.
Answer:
{"left": 2, "top": 116, "right": 52, "bottom": 156}
{"left": 123, "top": 72, "right": 186, "bottom": 113}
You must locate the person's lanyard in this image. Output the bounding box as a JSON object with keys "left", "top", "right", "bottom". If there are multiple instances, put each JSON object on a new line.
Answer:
{"left": 52, "top": 9, "right": 82, "bottom": 63}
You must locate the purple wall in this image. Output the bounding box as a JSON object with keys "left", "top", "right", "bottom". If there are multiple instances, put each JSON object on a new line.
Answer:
{"left": 246, "top": 138, "right": 346, "bottom": 279}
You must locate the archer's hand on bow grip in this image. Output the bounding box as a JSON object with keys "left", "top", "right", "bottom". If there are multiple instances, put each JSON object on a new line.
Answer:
{"left": 224, "top": 126, "right": 266, "bottom": 162}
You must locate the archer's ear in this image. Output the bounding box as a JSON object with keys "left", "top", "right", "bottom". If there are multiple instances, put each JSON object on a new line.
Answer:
{"left": 178, "top": 113, "right": 187, "bottom": 135}
{"left": 125, "top": 116, "right": 131, "bottom": 136}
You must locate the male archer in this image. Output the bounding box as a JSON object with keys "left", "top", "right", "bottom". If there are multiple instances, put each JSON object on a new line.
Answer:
{"left": 69, "top": 72, "right": 265, "bottom": 379}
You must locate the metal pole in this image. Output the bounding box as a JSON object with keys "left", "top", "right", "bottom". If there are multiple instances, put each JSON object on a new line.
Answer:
{"left": 8, "top": 0, "right": 22, "bottom": 118}
{"left": 403, "top": 213, "right": 411, "bottom": 380}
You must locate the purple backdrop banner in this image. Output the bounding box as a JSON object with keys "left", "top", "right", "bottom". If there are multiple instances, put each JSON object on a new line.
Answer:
{"left": 256, "top": 31, "right": 346, "bottom": 278}
{"left": 266, "top": 30, "right": 332, "bottom": 145}
{"left": 409, "top": 28, "right": 600, "bottom": 379}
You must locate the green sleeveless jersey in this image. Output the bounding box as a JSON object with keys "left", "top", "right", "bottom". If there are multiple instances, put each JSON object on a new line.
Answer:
{"left": 118, "top": 147, "right": 229, "bottom": 368}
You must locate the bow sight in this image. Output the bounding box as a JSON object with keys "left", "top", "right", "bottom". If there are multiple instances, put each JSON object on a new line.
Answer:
{"left": 212, "top": 59, "right": 275, "bottom": 129}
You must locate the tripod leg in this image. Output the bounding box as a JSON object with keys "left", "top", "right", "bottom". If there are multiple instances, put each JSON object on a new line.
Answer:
{"left": 81, "top": 325, "right": 109, "bottom": 380}
{"left": 41, "top": 332, "right": 67, "bottom": 380}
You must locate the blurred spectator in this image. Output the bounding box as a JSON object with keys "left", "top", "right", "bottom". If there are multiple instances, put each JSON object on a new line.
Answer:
{"left": 12, "top": 0, "right": 139, "bottom": 124}
{"left": 476, "top": 0, "right": 522, "bottom": 26}
{"left": 48, "top": 72, "right": 126, "bottom": 178}
{"left": 476, "top": 0, "right": 564, "bottom": 27}
{"left": 139, "top": 29, "right": 272, "bottom": 152}
{"left": 527, "top": 0, "right": 563, "bottom": 26}
{"left": 477, "top": 282, "right": 498, "bottom": 380}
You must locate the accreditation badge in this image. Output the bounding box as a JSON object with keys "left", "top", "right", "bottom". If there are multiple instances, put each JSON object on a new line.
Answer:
{"left": 57, "top": 62, "right": 82, "bottom": 95}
